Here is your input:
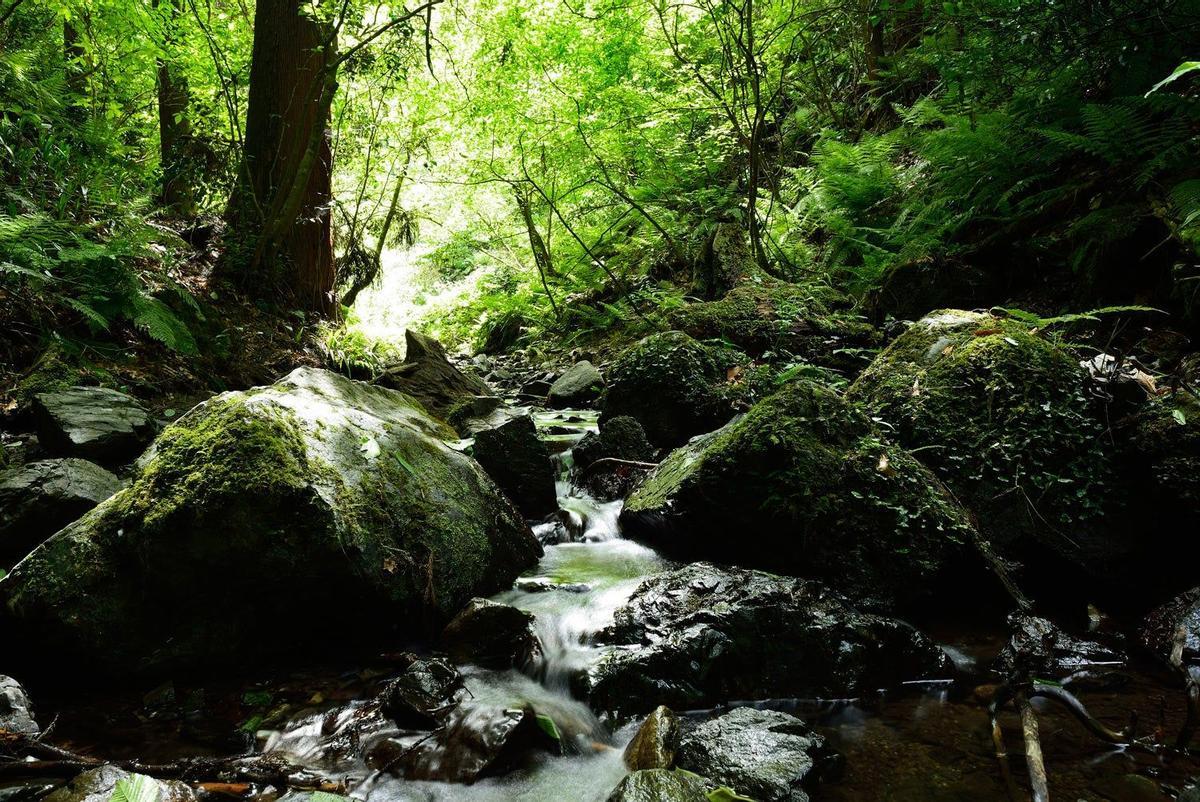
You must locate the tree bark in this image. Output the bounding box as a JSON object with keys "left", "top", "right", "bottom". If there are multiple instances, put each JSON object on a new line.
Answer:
{"left": 155, "top": 0, "right": 194, "bottom": 215}
{"left": 226, "top": 0, "right": 336, "bottom": 317}
{"left": 64, "top": 19, "right": 86, "bottom": 120}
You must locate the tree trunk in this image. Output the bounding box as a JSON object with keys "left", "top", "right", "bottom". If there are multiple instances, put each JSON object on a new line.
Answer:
{"left": 155, "top": 0, "right": 194, "bottom": 215}
{"left": 64, "top": 20, "right": 86, "bottom": 120}
{"left": 514, "top": 184, "right": 555, "bottom": 280}
{"left": 226, "top": 0, "right": 336, "bottom": 317}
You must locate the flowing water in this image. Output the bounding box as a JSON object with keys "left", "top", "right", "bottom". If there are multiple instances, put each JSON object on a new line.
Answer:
{"left": 12, "top": 409, "right": 1200, "bottom": 801}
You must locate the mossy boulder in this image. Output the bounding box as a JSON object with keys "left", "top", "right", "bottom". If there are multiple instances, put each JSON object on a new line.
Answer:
{"left": 0, "top": 367, "right": 540, "bottom": 677}
{"left": 846, "top": 310, "right": 1125, "bottom": 591}
{"left": 620, "top": 380, "right": 979, "bottom": 608}
{"left": 600, "top": 332, "right": 742, "bottom": 448}
{"left": 691, "top": 222, "right": 754, "bottom": 300}
{"left": 1118, "top": 389, "right": 1200, "bottom": 533}
{"left": 606, "top": 769, "right": 711, "bottom": 802}
{"left": 672, "top": 279, "right": 879, "bottom": 362}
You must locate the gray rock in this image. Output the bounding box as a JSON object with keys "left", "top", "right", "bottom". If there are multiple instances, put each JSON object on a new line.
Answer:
{"left": 548, "top": 361, "right": 604, "bottom": 408}
{"left": 33, "top": 387, "right": 155, "bottom": 465}
{"left": 440, "top": 598, "right": 542, "bottom": 670}
{"left": 377, "top": 330, "right": 494, "bottom": 418}
{"left": 0, "top": 675, "right": 38, "bottom": 735}
{"left": 41, "top": 766, "right": 195, "bottom": 802}
{"left": 588, "top": 563, "right": 950, "bottom": 717}
{"left": 997, "top": 613, "right": 1125, "bottom": 678}
{"left": 0, "top": 367, "right": 540, "bottom": 677}
{"left": 0, "top": 459, "right": 121, "bottom": 568}
{"left": 573, "top": 416, "right": 656, "bottom": 501}
{"left": 677, "top": 708, "right": 833, "bottom": 802}
{"left": 381, "top": 658, "right": 465, "bottom": 728}
{"left": 471, "top": 414, "right": 557, "bottom": 518}
{"left": 606, "top": 769, "right": 710, "bottom": 802}
{"left": 1143, "top": 586, "right": 1200, "bottom": 667}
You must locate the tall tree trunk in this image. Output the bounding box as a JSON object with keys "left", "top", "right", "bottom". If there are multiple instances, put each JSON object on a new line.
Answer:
{"left": 514, "top": 184, "right": 555, "bottom": 280}
{"left": 155, "top": 0, "right": 194, "bottom": 215}
{"left": 64, "top": 19, "right": 86, "bottom": 120}
{"left": 226, "top": 0, "right": 336, "bottom": 317}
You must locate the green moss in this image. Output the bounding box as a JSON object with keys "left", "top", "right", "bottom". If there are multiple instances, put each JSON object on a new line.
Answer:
{"left": 848, "top": 310, "right": 1108, "bottom": 532}
{"left": 625, "top": 380, "right": 972, "bottom": 607}
{"left": 671, "top": 280, "right": 878, "bottom": 358}
{"left": 120, "top": 397, "right": 311, "bottom": 529}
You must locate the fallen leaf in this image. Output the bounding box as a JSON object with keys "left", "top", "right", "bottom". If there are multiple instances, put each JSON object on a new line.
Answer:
{"left": 877, "top": 453, "right": 897, "bottom": 477}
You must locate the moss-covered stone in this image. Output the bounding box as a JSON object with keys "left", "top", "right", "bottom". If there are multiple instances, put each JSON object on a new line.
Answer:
{"left": 0, "top": 367, "right": 540, "bottom": 677}
{"left": 671, "top": 279, "right": 879, "bottom": 362}
{"left": 621, "top": 379, "right": 979, "bottom": 609}
{"left": 600, "top": 331, "right": 742, "bottom": 448}
{"left": 847, "top": 310, "right": 1109, "bottom": 551}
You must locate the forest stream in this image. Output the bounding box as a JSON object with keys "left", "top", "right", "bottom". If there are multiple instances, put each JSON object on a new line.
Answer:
{"left": 6, "top": 402, "right": 1200, "bottom": 802}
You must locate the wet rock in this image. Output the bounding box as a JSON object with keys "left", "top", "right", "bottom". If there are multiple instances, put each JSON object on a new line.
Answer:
{"left": 396, "top": 704, "right": 558, "bottom": 783}
{"left": 996, "top": 614, "right": 1125, "bottom": 678}
{"left": 601, "top": 332, "right": 742, "bottom": 448}
{"left": 0, "top": 675, "right": 38, "bottom": 735}
{"left": 846, "top": 310, "right": 1133, "bottom": 599}
{"left": 0, "top": 367, "right": 540, "bottom": 677}
{"left": 516, "top": 578, "right": 590, "bottom": 593}
{"left": 471, "top": 414, "right": 557, "bottom": 518}
{"left": 1143, "top": 586, "right": 1200, "bottom": 668}
{"left": 548, "top": 361, "right": 605, "bottom": 408}
{"left": 624, "top": 705, "right": 679, "bottom": 771}
{"left": 381, "top": 657, "right": 465, "bottom": 727}
{"left": 621, "top": 380, "right": 980, "bottom": 609}
{"left": 440, "top": 598, "right": 542, "bottom": 670}
{"left": 672, "top": 279, "right": 878, "bottom": 363}
{"left": 521, "top": 377, "right": 553, "bottom": 397}
{"left": 573, "top": 417, "right": 657, "bottom": 501}
{"left": 676, "top": 707, "right": 835, "bottom": 802}
{"left": 33, "top": 387, "right": 155, "bottom": 465}
{"left": 447, "top": 395, "right": 504, "bottom": 434}
{"left": 606, "top": 769, "right": 711, "bottom": 802}
{"left": 42, "top": 766, "right": 195, "bottom": 802}
{"left": 377, "top": 329, "right": 494, "bottom": 418}
{"left": 588, "top": 563, "right": 950, "bottom": 716}
{"left": 0, "top": 459, "right": 121, "bottom": 569}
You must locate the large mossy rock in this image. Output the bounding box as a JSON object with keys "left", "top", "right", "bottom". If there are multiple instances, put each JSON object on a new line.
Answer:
{"left": 691, "top": 222, "right": 753, "bottom": 300}
{"left": 600, "top": 332, "right": 741, "bottom": 448}
{"left": 846, "top": 310, "right": 1129, "bottom": 592}
{"left": 588, "top": 563, "right": 950, "bottom": 716}
{"left": 672, "top": 280, "right": 879, "bottom": 362}
{"left": 621, "top": 380, "right": 977, "bottom": 608}
{"left": 378, "top": 329, "right": 493, "bottom": 419}
{"left": 0, "top": 459, "right": 121, "bottom": 569}
{"left": 0, "top": 368, "right": 540, "bottom": 677}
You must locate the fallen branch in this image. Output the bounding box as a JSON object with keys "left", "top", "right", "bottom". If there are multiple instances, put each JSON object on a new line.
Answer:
{"left": 1016, "top": 692, "right": 1050, "bottom": 802}
{"left": 578, "top": 457, "right": 659, "bottom": 479}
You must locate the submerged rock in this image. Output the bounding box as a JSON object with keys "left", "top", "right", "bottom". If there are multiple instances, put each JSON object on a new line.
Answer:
{"left": 624, "top": 705, "right": 679, "bottom": 771}
{"left": 440, "top": 598, "right": 542, "bottom": 670}
{"left": 606, "top": 769, "right": 710, "bottom": 802}
{"left": 378, "top": 329, "right": 494, "bottom": 418}
{"left": 600, "top": 332, "right": 741, "bottom": 448}
{"left": 33, "top": 387, "right": 155, "bottom": 465}
{"left": 470, "top": 414, "right": 557, "bottom": 518}
{"left": 588, "top": 563, "right": 950, "bottom": 716}
{"left": 548, "top": 361, "right": 605, "bottom": 408}
{"left": 676, "top": 707, "right": 835, "bottom": 802}
{"left": 0, "top": 368, "right": 540, "bottom": 676}
{"left": 0, "top": 459, "right": 121, "bottom": 569}
{"left": 621, "top": 380, "right": 978, "bottom": 608}
{"left": 0, "top": 675, "right": 38, "bottom": 735}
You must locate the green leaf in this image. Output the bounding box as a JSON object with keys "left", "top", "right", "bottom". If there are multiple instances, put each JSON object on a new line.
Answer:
{"left": 535, "top": 713, "right": 561, "bottom": 741}
{"left": 706, "top": 787, "right": 755, "bottom": 802}
{"left": 109, "top": 774, "right": 160, "bottom": 802}
{"left": 310, "top": 793, "right": 351, "bottom": 802}
{"left": 1172, "top": 408, "right": 1187, "bottom": 426}
{"left": 392, "top": 452, "right": 417, "bottom": 477}
{"left": 1147, "top": 62, "right": 1200, "bottom": 96}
